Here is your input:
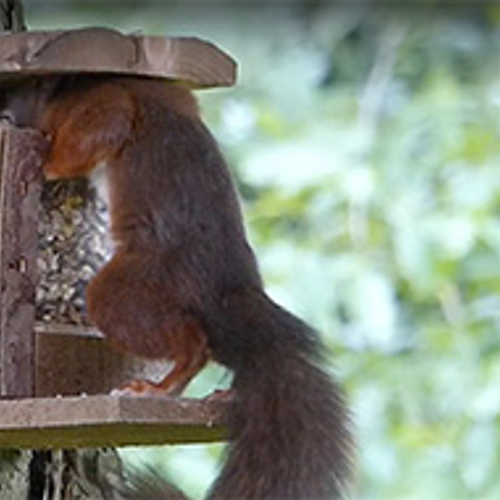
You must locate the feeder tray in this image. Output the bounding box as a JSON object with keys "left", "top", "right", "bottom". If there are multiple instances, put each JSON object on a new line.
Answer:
{"left": 0, "top": 27, "right": 234, "bottom": 448}
{"left": 0, "top": 395, "right": 226, "bottom": 449}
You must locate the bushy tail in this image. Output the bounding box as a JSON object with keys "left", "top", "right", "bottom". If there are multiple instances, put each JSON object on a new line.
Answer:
{"left": 207, "top": 294, "right": 353, "bottom": 500}
{"left": 123, "top": 292, "right": 354, "bottom": 500}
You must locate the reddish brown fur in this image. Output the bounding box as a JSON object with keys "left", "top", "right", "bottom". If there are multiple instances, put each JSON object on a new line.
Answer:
{"left": 32, "top": 77, "right": 210, "bottom": 393}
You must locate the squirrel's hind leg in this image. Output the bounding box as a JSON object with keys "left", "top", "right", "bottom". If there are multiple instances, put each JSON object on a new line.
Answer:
{"left": 115, "top": 319, "right": 209, "bottom": 396}
{"left": 86, "top": 252, "right": 210, "bottom": 395}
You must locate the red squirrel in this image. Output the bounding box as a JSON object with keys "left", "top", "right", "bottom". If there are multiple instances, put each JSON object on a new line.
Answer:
{"left": 2, "top": 75, "right": 354, "bottom": 499}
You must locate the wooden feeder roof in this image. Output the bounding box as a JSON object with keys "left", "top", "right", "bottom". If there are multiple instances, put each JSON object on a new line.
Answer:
{"left": 0, "top": 27, "right": 237, "bottom": 88}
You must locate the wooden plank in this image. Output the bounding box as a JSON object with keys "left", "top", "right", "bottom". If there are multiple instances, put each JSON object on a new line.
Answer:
{"left": 35, "top": 322, "right": 103, "bottom": 338}
{"left": 0, "top": 395, "right": 227, "bottom": 449}
{"left": 0, "top": 28, "right": 237, "bottom": 88}
{"left": 35, "top": 326, "right": 175, "bottom": 398}
{"left": 0, "top": 124, "right": 47, "bottom": 397}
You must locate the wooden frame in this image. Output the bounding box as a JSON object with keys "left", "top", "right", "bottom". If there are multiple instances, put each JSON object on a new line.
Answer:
{"left": 0, "top": 27, "right": 233, "bottom": 448}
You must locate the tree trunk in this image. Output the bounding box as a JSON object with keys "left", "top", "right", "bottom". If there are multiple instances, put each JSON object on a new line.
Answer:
{"left": 0, "top": 449, "right": 129, "bottom": 500}
{"left": 0, "top": 450, "right": 31, "bottom": 499}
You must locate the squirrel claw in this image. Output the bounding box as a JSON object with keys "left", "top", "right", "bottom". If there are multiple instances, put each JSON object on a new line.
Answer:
{"left": 110, "top": 379, "right": 175, "bottom": 398}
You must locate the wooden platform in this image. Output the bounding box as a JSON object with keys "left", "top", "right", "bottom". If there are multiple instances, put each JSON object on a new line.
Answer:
{"left": 0, "top": 395, "right": 227, "bottom": 449}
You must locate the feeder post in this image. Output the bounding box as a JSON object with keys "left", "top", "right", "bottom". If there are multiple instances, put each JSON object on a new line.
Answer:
{"left": 0, "top": 0, "right": 26, "bottom": 32}
{"left": 0, "top": 125, "right": 47, "bottom": 397}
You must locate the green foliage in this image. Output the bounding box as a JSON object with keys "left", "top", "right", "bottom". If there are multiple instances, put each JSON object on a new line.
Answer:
{"left": 206, "top": 9, "right": 500, "bottom": 499}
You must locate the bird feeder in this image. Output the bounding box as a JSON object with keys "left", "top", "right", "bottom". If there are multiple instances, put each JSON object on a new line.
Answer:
{"left": 0, "top": 27, "right": 231, "bottom": 448}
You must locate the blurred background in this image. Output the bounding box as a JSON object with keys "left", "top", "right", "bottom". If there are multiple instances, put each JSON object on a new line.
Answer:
{"left": 24, "top": 1, "right": 500, "bottom": 498}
